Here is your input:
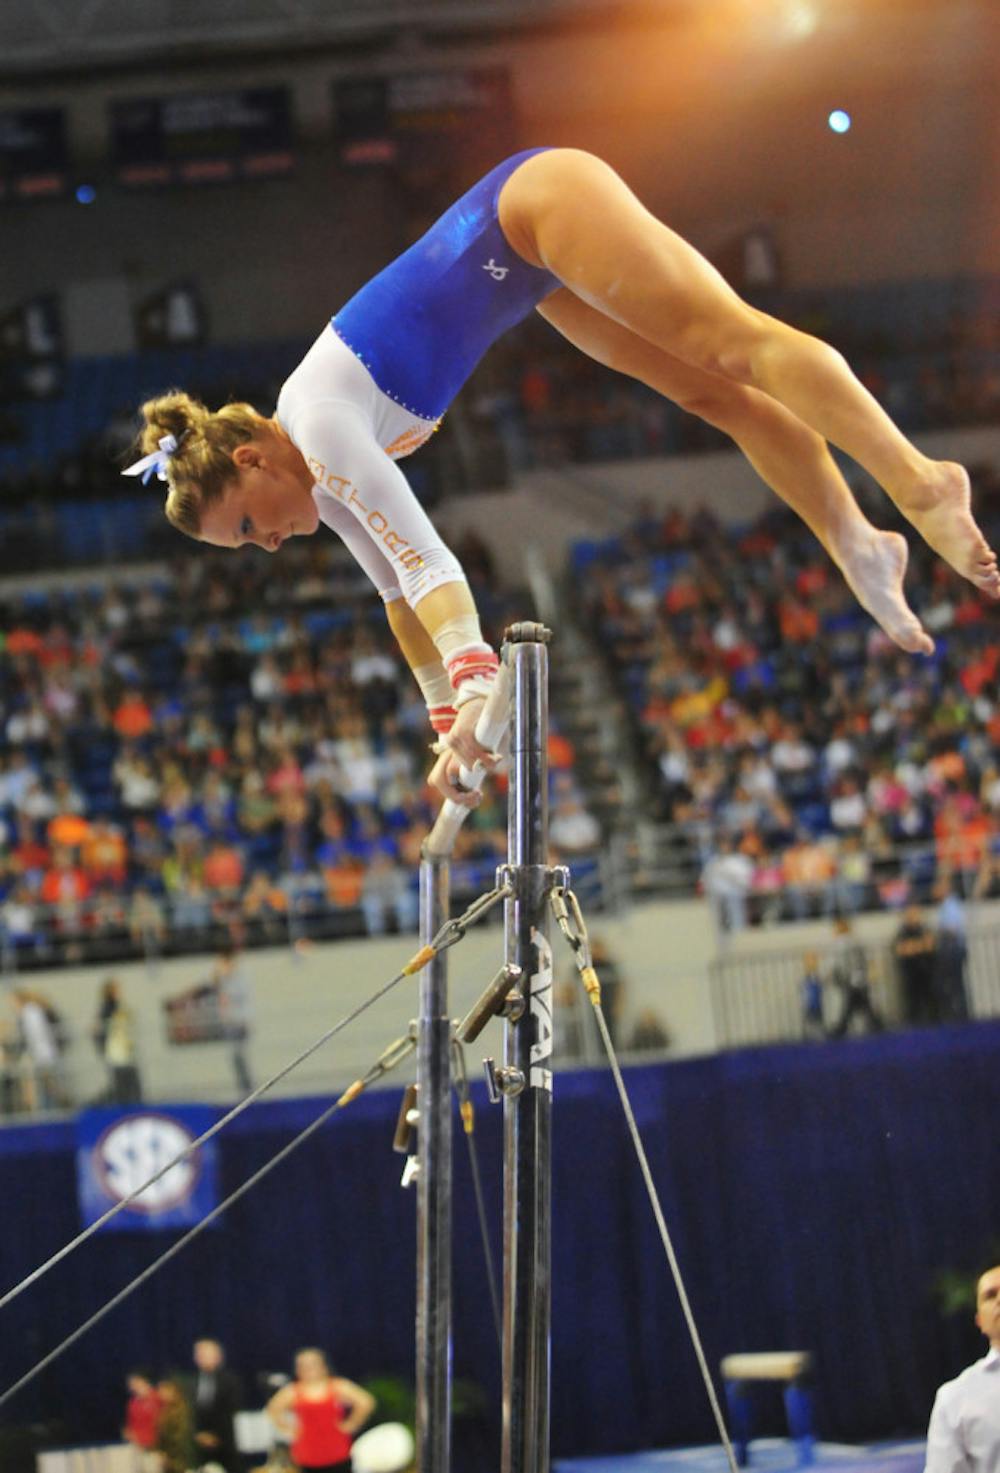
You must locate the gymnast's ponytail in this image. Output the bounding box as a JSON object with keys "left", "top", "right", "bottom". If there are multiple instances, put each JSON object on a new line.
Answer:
{"left": 132, "top": 391, "right": 263, "bottom": 538}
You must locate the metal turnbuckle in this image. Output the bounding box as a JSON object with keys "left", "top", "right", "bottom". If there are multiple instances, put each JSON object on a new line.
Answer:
{"left": 392, "top": 1083, "right": 420, "bottom": 1154}
{"left": 394, "top": 1084, "right": 422, "bottom": 1189}
{"left": 337, "top": 1022, "right": 418, "bottom": 1107}
{"left": 456, "top": 963, "right": 524, "bottom": 1044}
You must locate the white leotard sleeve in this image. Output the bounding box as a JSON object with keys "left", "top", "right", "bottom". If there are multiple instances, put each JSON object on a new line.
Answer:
{"left": 311, "top": 482, "right": 405, "bottom": 605}
{"left": 289, "top": 398, "right": 468, "bottom": 609}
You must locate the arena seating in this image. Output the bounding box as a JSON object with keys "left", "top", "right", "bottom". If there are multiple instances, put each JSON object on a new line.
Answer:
{"left": 0, "top": 277, "right": 997, "bottom": 578}
{"left": 572, "top": 460, "right": 1000, "bottom": 924}
{"left": 0, "top": 541, "right": 605, "bottom": 965}
{"left": 1, "top": 275, "right": 998, "bottom": 954}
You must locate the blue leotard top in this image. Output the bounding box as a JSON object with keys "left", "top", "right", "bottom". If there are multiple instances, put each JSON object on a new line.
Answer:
{"left": 331, "top": 147, "right": 561, "bottom": 421}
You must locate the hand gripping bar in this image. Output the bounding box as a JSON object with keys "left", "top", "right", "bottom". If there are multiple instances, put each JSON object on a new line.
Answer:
{"left": 425, "top": 660, "right": 512, "bottom": 858}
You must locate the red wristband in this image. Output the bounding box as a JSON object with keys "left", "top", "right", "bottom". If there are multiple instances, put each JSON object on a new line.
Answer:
{"left": 446, "top": 648, "right": 500, "bottom": 692}
{"left": 429, "top": 704, "right": 457, "bottom": 733}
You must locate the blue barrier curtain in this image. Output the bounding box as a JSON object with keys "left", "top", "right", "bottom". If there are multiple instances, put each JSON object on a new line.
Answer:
{"left": 1, "top": 1023, "right": 998, "bottom": 1461}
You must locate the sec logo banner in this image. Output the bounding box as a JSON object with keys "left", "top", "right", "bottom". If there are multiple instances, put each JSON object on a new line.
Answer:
{"left": 75, "top": 1106, "right": 220, "bottom": 1232}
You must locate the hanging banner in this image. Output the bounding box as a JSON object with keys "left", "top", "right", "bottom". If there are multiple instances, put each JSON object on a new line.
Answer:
{"left": 0, "top": 107, "right": 69, "bottom": 201}
{"left": 110, "top": 87, "right": 294, "bottom": 187}
{"left": 334, "top": 66, "right": 515, "bottom": 173}
{"left": 0, "top": 294, "right": 64, "bottom": 402}
{"left": 334, "top": 67, "right": 516, "bottom": 230}
{"left": 76, "top": 1106, "right": 221, "bottom": 1232}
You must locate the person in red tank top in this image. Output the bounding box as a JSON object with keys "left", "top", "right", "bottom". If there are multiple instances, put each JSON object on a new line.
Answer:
{"left": 267, "top": 1347, "right": 376, "bottom": 1473}
{"left": 122, "top": 1369, "right": 163, "bottom": 1465}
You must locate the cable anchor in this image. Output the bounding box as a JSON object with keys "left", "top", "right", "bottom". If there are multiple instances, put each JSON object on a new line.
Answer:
{"left": 549, "top": 880, "right": 602, "bottom": 1008}
{"left": 338, "top": 1023, "right": 418, "bottom": 1107}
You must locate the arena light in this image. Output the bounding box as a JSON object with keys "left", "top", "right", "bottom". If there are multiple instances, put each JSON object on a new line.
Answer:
{"left": 828, "top": 108, "right": 852, "bottom": 133}
{"left": 780, "top": 0, "right": 820, "bottom": 40}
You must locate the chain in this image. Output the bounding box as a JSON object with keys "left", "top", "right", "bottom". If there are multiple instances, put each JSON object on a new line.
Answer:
{"left": 549, "top": 882, "right": 602, "bottom": 1007}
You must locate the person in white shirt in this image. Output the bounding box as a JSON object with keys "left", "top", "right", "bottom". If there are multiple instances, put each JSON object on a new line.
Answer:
{"left": 925, "top": 1264, "right": 1000, "bottom": 1473}
{"left": 702, "top": 837, "right": 755, "bottom": 934}
{"left": 12, "top": 990, "right": 64, "bottom": 1112}
{"left": 549, "top": 791, "right": 602, "bottom": 857}
{"left": 772, "top": 727, "right": 816, "bottom": 775}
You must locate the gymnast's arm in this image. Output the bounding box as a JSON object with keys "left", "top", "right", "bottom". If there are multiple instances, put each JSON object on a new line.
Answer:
{"left": 294, "top": 401, "right": 501, "bottom": 795}
{"left": 312, "top": 484, "right": 442, "bottom": 668}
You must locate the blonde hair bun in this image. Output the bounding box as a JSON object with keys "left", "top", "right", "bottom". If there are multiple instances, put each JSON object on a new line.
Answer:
{"left": 138, "top": 391, "right": 210, "bottom": 457}
{"left": 130, "top": 391, "right": 261, "bottom": 539}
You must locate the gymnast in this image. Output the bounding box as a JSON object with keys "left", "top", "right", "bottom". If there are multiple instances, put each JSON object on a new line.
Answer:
{"left": 125, "top": 146, "right": 998, "bottom": 806}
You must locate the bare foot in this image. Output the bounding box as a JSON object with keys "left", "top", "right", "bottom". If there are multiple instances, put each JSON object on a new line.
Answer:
{"left": 836, "top": 527, "right": 935, "bottom": 655}
{"left": 899, "top": 461, "right": 1000, "bottom": 597}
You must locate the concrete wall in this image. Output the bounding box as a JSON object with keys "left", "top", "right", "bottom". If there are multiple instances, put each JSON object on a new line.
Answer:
{"left": 436, "top": 424, "right": 1000, "bottom": 584}
{"left": 6, "top": 883, "right": 1000, "bottom": 1113}
{"left": 0, "top": 893, "right": 716, "bottom": 1110}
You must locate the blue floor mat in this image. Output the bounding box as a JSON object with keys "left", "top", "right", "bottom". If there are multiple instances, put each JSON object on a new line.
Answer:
{"left": 555, "top": 1438, "right": 926, "bottom": 1473}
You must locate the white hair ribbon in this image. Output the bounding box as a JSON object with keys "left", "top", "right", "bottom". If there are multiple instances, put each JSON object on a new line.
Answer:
{"left": 122, "top": 432, "right": 184, "bottom": 486}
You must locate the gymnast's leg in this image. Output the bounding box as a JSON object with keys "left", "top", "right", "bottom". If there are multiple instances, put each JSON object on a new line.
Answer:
{"left": 536, "top": 289, "right": 933, "bottom": 653}
{"left": 501, "top": 150, "right": 998, "bottom": 597}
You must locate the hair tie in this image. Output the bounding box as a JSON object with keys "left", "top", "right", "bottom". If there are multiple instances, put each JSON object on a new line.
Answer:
{"left": 122, "top": 430, "right": 189, "bottom": 486}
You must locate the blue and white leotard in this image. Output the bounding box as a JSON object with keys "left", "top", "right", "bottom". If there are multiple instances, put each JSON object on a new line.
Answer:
{"left": 276, "top": 148, "right": 560, "bottom": 608}
{"left": 333, "top": 148, "right": 561, "bottom": 422}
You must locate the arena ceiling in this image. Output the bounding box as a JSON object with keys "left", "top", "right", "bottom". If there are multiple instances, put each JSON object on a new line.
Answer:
{"left": 0, "top": 0, "right": 648, "bottom": 79}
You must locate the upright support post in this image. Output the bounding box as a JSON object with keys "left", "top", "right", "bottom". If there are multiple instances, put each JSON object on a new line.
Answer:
{"left": 502, "top": 623, "right": 554, "bottom": 1473}
{"left": 415, "top": 850, "right": 453, "bottom": 1473}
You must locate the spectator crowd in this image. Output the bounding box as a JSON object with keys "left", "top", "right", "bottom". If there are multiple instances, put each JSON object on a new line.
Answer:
{"left": 576, "top": 461, "right": 1000, "bottom": 930}
{"left": 0, "top": 490, "right": 616, "bottom": 969}
{"left": 0, "top": 275, "right": 998, "bottom": 968}
{"left": 0, "top": 535, "right": 599, "bottom": 965}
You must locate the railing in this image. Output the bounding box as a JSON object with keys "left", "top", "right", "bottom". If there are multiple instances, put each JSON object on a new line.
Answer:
{"left": 0, "top": 822, "right": 982, "bottom": 977}
{"left": 0, "top": 849, "right": 616, "bottom": 976}
{"left": 0, "top": 1057, "right": 74, "bottom": 1118}
{"left": 709, "top": 924, "right": 1000, "bottom": 1049}
{"left": 964, "top": 926, "right": 1000, "bottom": 1016}
{"left": 631, "top": 822, "right": 991, "bottom": 914}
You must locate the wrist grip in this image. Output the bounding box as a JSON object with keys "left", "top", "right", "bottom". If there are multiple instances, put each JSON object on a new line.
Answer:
{"left": 426, "top": 662, "right": 512, "bottom": 858}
